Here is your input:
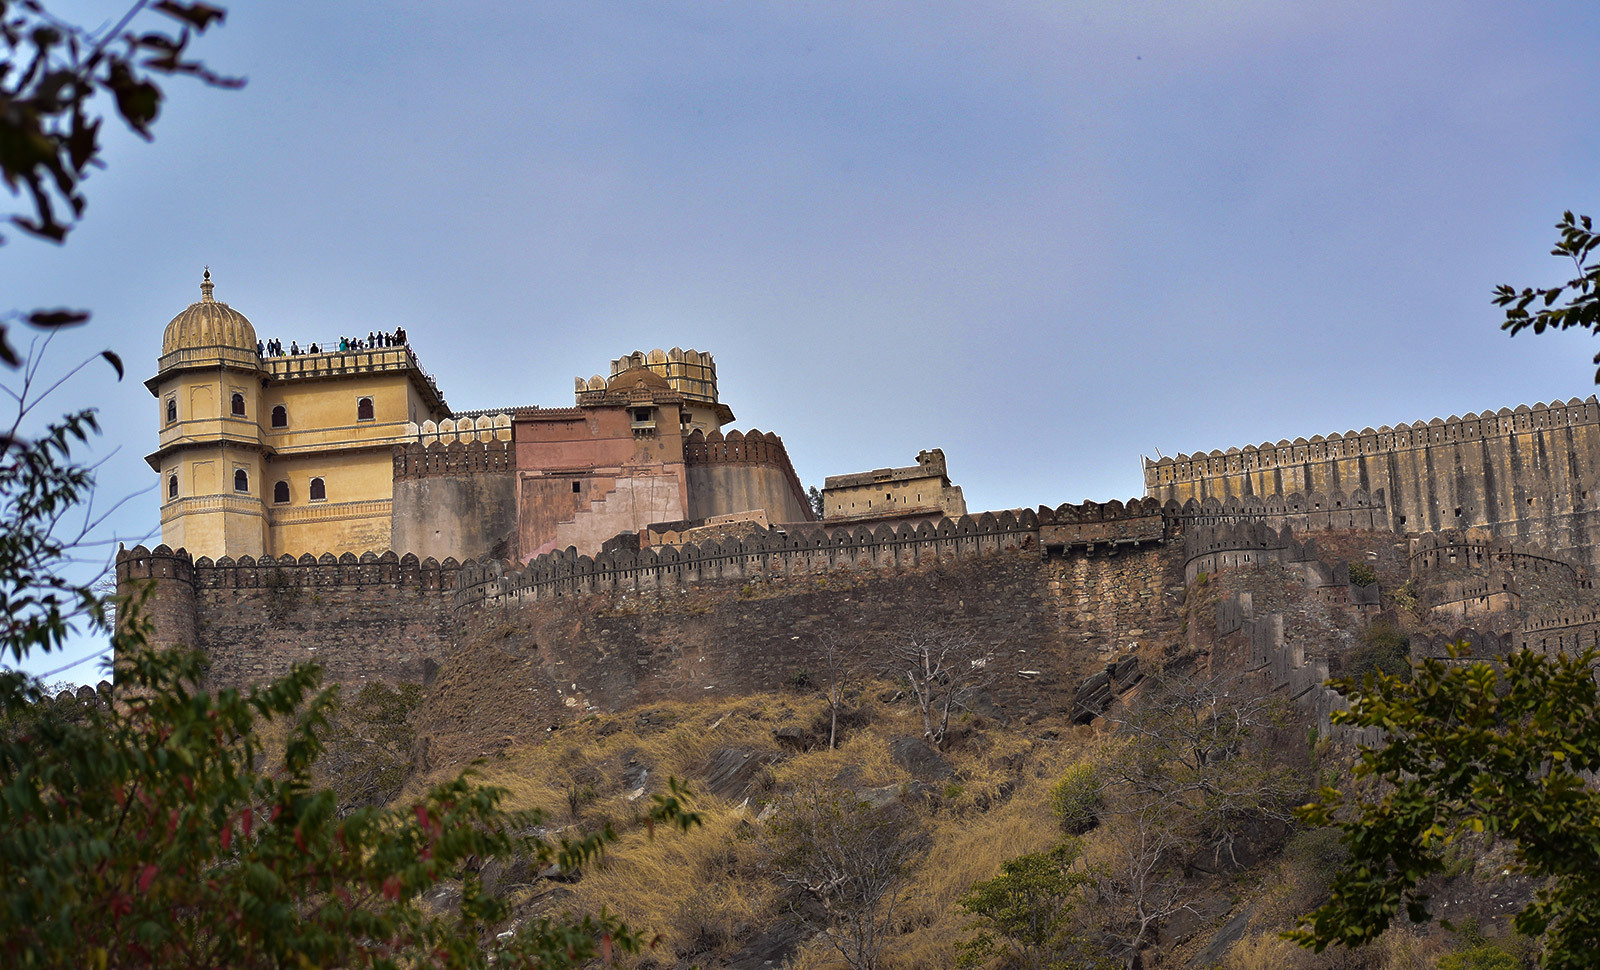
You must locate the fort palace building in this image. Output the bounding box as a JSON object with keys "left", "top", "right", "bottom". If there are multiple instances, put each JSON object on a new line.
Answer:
{"left": 146, "top": 272, "right": 820, "bottom": 563}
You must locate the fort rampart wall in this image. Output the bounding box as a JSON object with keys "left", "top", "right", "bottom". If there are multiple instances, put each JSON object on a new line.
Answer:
{"left": 116, "top": 544, "right": 461, "bottom": 688}
{"left": 1181, "top": 520, "right": 1381, "bottom": 607}
{"left": 683, "top": 428, "right": 813, "bottom": 523}
{"left": 1407, "top": 530, "right": 1585, "bottom": 586}
{"left": 452, "top": 498, "right": 1173, "bottom": 609}
{"left": 1145, "top": 397, "right": 1600, "bottom": 571}
{"left": 390, "top": 440, "right": 519, "bottom": 562}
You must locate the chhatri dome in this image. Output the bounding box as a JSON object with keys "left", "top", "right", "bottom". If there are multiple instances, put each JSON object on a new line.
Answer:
{"left": 160, "top": 269, "right": 256, "bottom": 360}
{"left": 605, "top": 365, "right": 674, "bottom": 395}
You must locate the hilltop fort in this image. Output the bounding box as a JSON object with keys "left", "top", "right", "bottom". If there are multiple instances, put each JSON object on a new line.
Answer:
{"left": 121, "top": 275, "right": 1600, "bottom": 734}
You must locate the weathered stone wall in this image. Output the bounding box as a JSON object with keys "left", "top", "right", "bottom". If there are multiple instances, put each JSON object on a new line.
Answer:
{"left": 391, "top": 440, "right": 518, "bottom": 562}
{"left": 1145, "top": 397, "right": 1600, "bottom": 571}
{"left": 116, "top": 545, "right": 460, "bottom": 688}
{"left": 683, "top": 428, "right": 813, "bottom": 523}
{"left": 116, "top": 499, "right": 1186, "bottom": 731}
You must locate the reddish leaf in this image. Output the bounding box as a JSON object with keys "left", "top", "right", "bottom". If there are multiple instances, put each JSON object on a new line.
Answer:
{"left": 241, "top": 807, "right": 253, "bottom": 838}
{"left": 137, "top": 863, "right": 158, "bottom": 893}
{"left": 382, "top": 875, "right": 402, "bottom": 901}
{"left": 219, "top": 821, "right": 231, "bottom": 851}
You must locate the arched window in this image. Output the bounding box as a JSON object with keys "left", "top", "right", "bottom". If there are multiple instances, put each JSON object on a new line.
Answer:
{"left": 270, "top": 404, "right": 288, "bottom": 428}
{"left": 356, "top": 397, "right": 374, "bottom": 421}
{"left": 230, "top": 392, "right": 245, "bottom": 416}
{"left": 309, "top": 477, "right": 326, "bottom": 501}
{"left": 233, "top": 469, "right": 249, "bottom": 493}
{"left": 273, "top": 480, "right": 289, "bottom": 504}
{"left": 167, "top": 475, "right": 178, "bottom": 500}
{"left": 165, "top": 398, "right": 176, "bottom": 424}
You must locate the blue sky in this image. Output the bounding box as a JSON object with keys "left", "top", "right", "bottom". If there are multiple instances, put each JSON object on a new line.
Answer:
{"left": 8, "top": 1, "right": 1600, "bottom": 681}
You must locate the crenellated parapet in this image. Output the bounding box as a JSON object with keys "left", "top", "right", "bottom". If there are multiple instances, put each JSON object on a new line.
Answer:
{"left": 684, "top": 428, "right": 809, "bottom": 516}
{"left": 1037, "top": 496, "right": 1169, "bottom": 552}
{"left": 1410, "top": 628, "right": 1516, "bottom": 659}
{"left": 453, "top": 497, "right": 1192, "bottom": 609}
{"left": 1183, "top": 520, "right": 1381, "bottom": 605}
{"left": 1162, "top": 488, "right": 1388, "bottom": 533}
{"left": 1408, "top": 530, "right": 1585, "bottom": 586}
{"left": 117, "top": 544, "right": 469, "bottom": 593}
{"left": 115, "top": 542, "right": 196, "bottom": 586}
{"left": 1145, "top": 397, "right": 1600, "bottom": 489}
{"left": 402, "top": 413, "right": 513, "bottom": 448}
{"left": 393, "top": 438, "right": 515, "bottom": 481}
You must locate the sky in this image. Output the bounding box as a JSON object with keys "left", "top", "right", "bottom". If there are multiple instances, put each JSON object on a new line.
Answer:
{"left": 7, "top": 1, "right": 1600, "bottom": 682}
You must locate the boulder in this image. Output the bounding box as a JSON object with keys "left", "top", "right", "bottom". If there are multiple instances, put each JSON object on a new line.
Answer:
{"left": 773, "top": 725, "right": 807, "bottom": 750}
{"left": 697, "top": 747, "right": 778, "bottom": 800}
{"left": 889, "top": 737, "right": 954, "bottom": 781}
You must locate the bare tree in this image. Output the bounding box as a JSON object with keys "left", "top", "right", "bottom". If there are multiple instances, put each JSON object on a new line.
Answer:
{"left": 765, "top": 783, "right": 921, "bottom": 970}
{"left": 1086, "top": 669, "right": 1307, "bottom": 968}
{"left": 885, "top": 631, "right": 993, "bottom": 749}
{"left": 812, "top": 632, "right": 860, "bottom": 750}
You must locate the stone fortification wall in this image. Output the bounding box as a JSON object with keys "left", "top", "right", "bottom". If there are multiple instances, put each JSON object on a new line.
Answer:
{"left": 1145, "top": 397, "right": 1600, "bottom": 571}
{"left": 390, "top": 439, "right": 520, "bottom": 562}
{"left": 1407, "top": 530, "right": 1584, "bottom": 586}
{"left": 119, "top": 498, "right": 1189, "bottom": 735}
{"left": 453, "top": 498, "right": 1174, "bottom": 609}
{"left": 1165, "top": 488, "right": 1389, "bottom": 534}
{"left": 1213, "top": 591, "right": 1379, "bottom": 745}
{"left": 1182, "top": 520, "right": 1381, "bottom": 608}
{"left": 1515, "top": 608, "right": 1600, "bottom": 655}
{"left": 683, "top": 428, "right": 813, "bottom": 523}
{"left": 115, "top": 544, "right": 461, "bottom": 688}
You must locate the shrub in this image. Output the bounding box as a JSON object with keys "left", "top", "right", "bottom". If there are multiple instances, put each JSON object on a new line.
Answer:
{"left": 1344, "top": 622, "right": 1411, "bottom": 684}
{"left": 1049, "top": 760, "right": 1100, "bottom": 835}
{"left": 1348, "top": 561, "right": 1378, "bottom": 587}
{"left": 1438, "top": 943, "right": 1523, "bottom": 970}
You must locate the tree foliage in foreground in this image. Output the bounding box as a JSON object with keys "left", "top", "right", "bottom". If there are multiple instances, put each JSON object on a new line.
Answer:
{"left": 1290, "top": 645, "right": 1600, "bottom": 970}
{"left": 1496, "top": 211, "right": 1600, "bottom": 381}
{"left": 0, "top": 0, "right": 239, "bottom": 364}
{"left": 1, "top": 638, "right": 702, "bottom": 969}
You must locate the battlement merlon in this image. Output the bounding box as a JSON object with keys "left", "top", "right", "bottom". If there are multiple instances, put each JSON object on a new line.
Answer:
{"left": 1143, "top": 396, "right": 1600, "bottom": 488}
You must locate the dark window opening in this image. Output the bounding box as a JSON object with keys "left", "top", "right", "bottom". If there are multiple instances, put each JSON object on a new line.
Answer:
{"left": 1455, "top": 507, "right": 1463, "bottom": 517}
{"left": 233, "top": 469, "right": 249, "bottom": 493}
{"left": 273, "top": 480, "right": 289, "bottom": 504}
{"left": 230, "top": 392, "right": 245, "bottom": 416}
{"left": 167, "top": 475, "right": 178, "bottom": 499}
{"left": 572, "top": 481, "right": 581, "bottom": 494}
{"left": 165, "top": 398, "right": 176, "bottom": 424}
{"left": 309, "top": 477, "right": 326, "bottom": 501}
{"left": 357, "top": 397, "right": 375, "bottom": 421}
{"left": 634, "top": 408, "right": 651, "bottom": 422}
{"left": 271, "top": 404, "right": 287, "bottom": 428}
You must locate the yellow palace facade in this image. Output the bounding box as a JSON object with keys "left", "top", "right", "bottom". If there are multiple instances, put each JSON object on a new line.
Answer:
{"left": 145, "top": 272, "right": 448, "bottom": 558}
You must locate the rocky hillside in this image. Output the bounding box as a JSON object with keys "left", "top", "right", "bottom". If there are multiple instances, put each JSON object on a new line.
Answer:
{"left": 349, "top": 520, "right": 1565, "bottom": 969}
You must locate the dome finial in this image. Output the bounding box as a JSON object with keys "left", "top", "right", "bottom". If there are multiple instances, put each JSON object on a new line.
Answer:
{"left": 201, "top": 267, "right": 214, "bottom": 303}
